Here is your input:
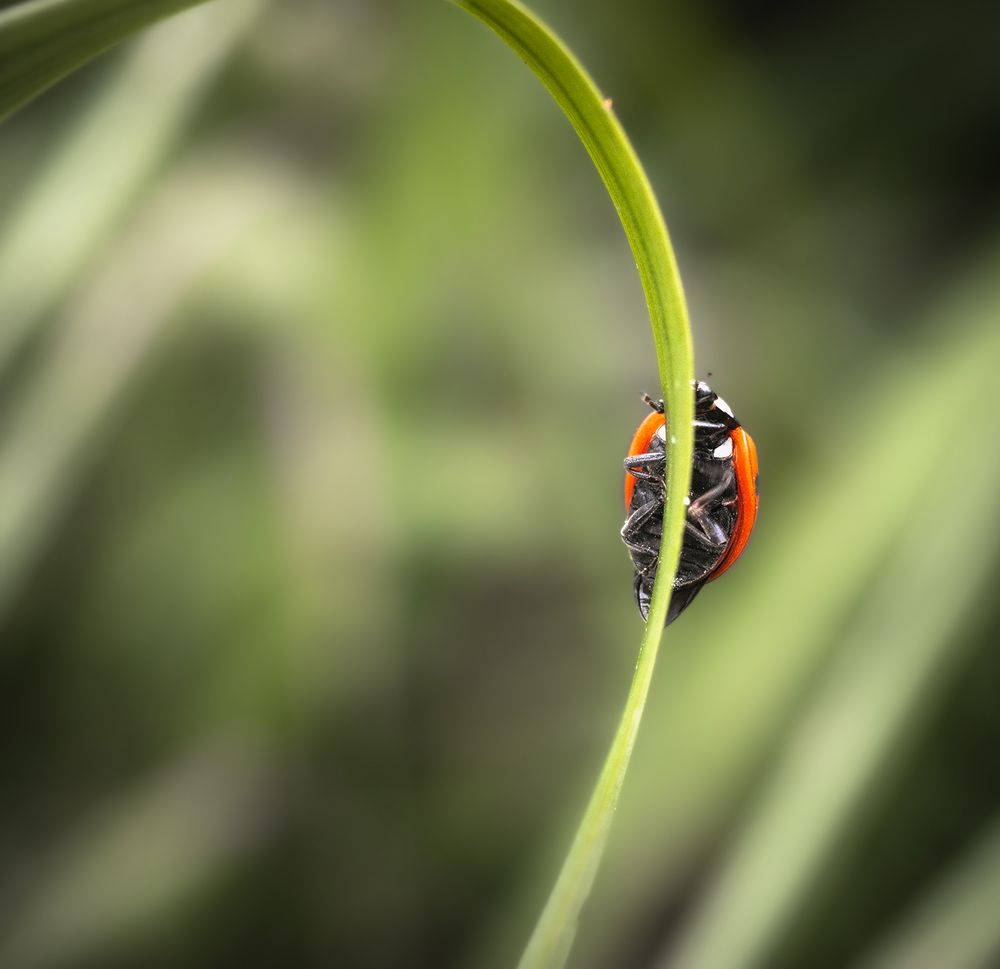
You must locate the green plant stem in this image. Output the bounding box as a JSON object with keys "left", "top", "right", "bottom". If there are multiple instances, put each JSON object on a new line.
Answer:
{"left": 451, "top": 2, "right": 695, "bottom": 967}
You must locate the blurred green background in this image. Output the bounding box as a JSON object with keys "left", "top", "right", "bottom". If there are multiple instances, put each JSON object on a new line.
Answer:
{"left": 2, "top": 1, "right": 1000, "bottom": 967}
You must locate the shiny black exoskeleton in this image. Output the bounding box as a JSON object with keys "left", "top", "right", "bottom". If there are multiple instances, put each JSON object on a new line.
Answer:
{"left": 621, "top": 381, "right": 741, "bottom": 625}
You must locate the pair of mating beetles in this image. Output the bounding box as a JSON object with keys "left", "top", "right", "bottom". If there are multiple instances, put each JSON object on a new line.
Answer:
{"left": 621, "top": 380, "right": 759, "bottom": 626}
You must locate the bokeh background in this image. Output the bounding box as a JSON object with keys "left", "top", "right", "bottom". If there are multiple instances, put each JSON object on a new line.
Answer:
{"left": 2, "top": 1, "right": 999, "bottom": 967}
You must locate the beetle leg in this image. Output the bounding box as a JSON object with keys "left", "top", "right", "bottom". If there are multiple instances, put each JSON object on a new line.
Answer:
{"left": 684, "top": 469, "right": 734, "bottom": 546}
{"left": 623, "top": 519, "right": 662, "bottom": 547}
{"left": 624, "top": 450, "right": 665, "bottom": 484}
{"left": 624, "top": 451, "right": 665, "bottom": 470}
{"left": 685, "top": 515, "right": 728, "bottom": 548}
{"left": 693, "top": 419, "right": 731, "bottom": 433}
{"left": 622, "top": 537, "right": 662, "bottom": 558}
{"left": 621, "top": 498, "right": 662, "bottom": 557}
{"left": 625, "top": 468, "right": 663, "bottom": 484}
{"left": 688, "top": 469, "right": 734, "bottom": 518}
{"left": 622, "top": 534, "right": 659, "bottom": 554}
{"left": 622, "top": 497, "right": 660, "bottom": 532}
{"left": 622, "top": 516, "right": 664, "bottom": 565}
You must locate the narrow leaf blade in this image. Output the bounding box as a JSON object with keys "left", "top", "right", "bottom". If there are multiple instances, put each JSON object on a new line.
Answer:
{"left": 0, "top": 0, "right": 213, "bottom": 121}
{"left": 451, "top": 2, "right": 695, "bottom": 967}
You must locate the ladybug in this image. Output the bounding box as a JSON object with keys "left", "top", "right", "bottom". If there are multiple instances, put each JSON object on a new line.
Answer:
{"left": 621, "top": 380, "right": 759, "bottom": 625}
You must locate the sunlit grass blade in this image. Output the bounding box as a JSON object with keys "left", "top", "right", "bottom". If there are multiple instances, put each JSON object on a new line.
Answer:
{"left": 0, "top": 0, "right": 265, "bottom": 378}
{"left": 450, "top": 2, "right": 694, "bottom": 967}
{"left": 0, "top": 0, "right": 217, "bottom": 121}
{"left": 657, "top": 274, "right": 1000, "bottom": 969}
{"left": 855, "top": 814, "right": 1000, "bottom": 969}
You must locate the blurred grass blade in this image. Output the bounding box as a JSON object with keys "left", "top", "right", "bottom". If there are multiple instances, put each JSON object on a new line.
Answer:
{"left": 0, "top": 154, "right": 293, "bottom": 625}
{"left": 0, "top": 0, "right": 265, "bottom": 377}
{"left": 0, "top": 0, "right": 214, "bottom": 121}
{"left": 660, "top": 291, "right": 1000, "bottom": 969}
{"left": 0, "top": 735, "right": 279, "bottom": 969}
{"left": 451, "top": 2, "right": 694, "bottom": 967}
{"left": 856, "top": 815, "right": 1000, "bottom": 969}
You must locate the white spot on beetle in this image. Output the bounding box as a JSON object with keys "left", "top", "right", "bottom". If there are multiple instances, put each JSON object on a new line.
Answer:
{"left": 713, "top": 438, "right": 734, "bottom": 459}
{"left": 714, "top": 396, "right": 734, "bottom": 418}
{"left": 655, "top": 424, "right": 667, "bottom": 441}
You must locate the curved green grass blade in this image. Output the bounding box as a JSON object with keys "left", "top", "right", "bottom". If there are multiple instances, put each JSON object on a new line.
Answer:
{"left": 0, "top": 0, "right": 212, "bottom": 121}
{"left": 450, "top": 2, "right": 695, "bottom": 967}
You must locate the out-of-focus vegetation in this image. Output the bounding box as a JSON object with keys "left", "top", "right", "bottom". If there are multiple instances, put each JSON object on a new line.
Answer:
{"left": 0, "top": 0, "right": 210, "bottom": 120}
{"left": 1, "top": 2, "right": 999, "bottom": 968}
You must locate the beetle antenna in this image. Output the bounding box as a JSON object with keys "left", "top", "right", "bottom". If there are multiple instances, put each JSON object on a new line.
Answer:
{"left": 640, "top": 392, "right": 664, "bottom": 413}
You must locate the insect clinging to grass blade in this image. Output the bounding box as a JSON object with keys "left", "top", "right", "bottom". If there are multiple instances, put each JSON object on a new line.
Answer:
{"left": 621, "top": 380, "right": 759, "bottom": 625}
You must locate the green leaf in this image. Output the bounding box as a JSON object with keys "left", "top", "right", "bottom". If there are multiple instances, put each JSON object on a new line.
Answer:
{"left": 0, "top": 0, "right": 213, "bottom": 122}
{"left": 451, "top": 2, "right": 695, "bottom": 968}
